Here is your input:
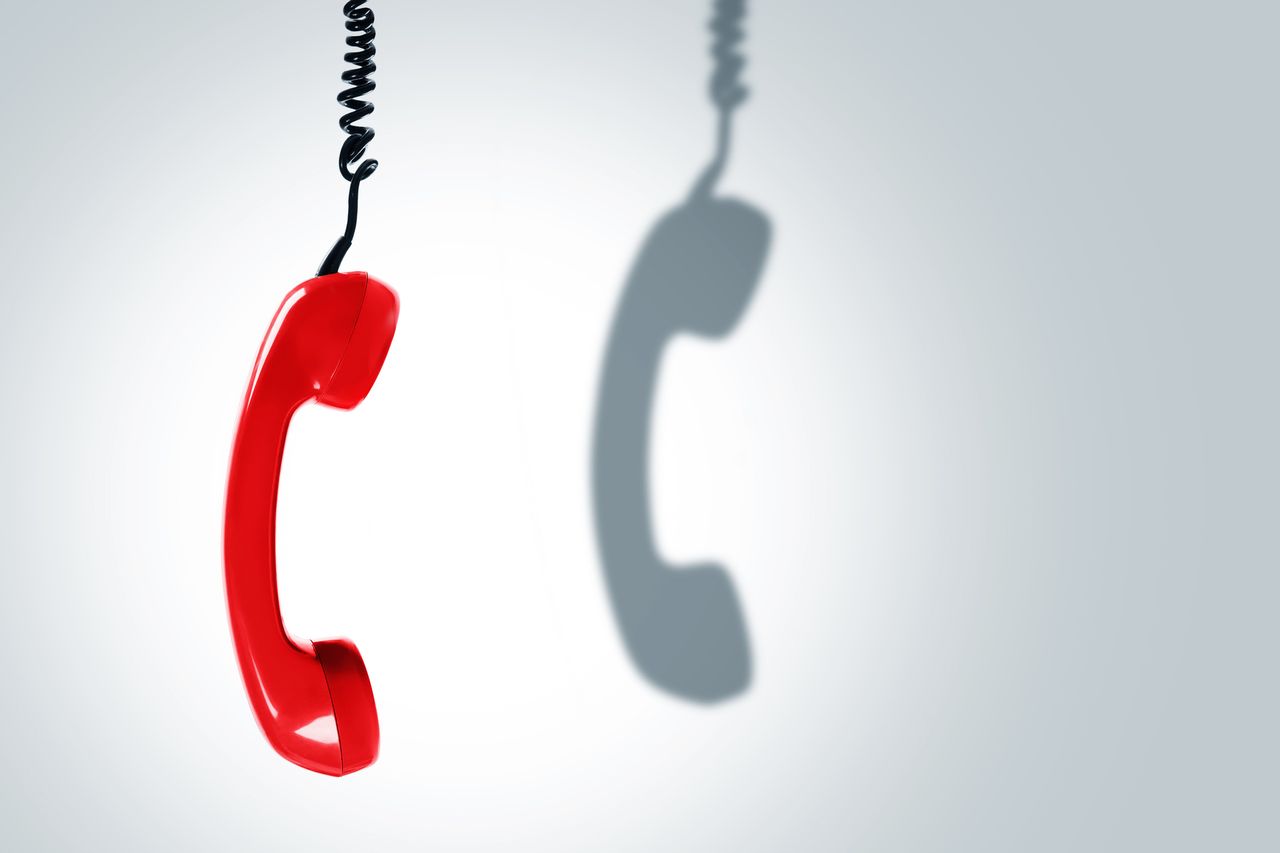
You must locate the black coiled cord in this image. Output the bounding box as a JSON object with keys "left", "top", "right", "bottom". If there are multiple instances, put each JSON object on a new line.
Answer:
{"left": 318, "top": 1, "right": 380, "bottom": 276}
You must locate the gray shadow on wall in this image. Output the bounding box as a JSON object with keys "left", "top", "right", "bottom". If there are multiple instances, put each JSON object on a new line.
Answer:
{"left": 590, "top": 0, "right": 771, "bottom": 703}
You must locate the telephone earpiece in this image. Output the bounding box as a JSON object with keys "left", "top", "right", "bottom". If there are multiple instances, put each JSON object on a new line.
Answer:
{"left": 224, "top": 271, "right": 398, "bottom": 775}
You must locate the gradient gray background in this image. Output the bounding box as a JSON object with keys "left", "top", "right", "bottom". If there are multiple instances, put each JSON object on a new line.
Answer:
{"left": 2, "top": 1, "right": 1277, "bottom": 850}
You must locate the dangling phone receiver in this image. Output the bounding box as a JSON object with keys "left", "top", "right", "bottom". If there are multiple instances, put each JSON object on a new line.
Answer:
{"left": 225, "top": 271, "right": 398, "bottom": 775}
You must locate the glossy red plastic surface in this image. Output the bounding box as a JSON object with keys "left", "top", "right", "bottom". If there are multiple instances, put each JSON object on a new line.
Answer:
{"left": 224, "top": 271, "right": 397, "bottom": 776}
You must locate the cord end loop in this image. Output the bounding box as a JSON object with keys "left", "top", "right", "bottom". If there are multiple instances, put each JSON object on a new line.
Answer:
{"left": 318, "top": 236, "right": 352, "bottom": 277}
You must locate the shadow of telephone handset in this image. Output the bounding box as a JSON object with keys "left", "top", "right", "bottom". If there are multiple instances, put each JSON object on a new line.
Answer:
{"left": 592, "top": 0, "right": 770, "bottom": 702}
{"left": 224, "top": 2, "right": 396, "bottom": 776}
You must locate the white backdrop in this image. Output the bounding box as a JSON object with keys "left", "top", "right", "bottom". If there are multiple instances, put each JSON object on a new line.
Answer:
{"left": 1, "top": 1, "right": 1277, "bottom": 850}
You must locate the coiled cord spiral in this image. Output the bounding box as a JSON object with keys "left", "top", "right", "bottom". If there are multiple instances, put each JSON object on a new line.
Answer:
{"left": 319, "top": 1, "right": 381, "bottom": 276}
{"left": 708, "top": 0, "right": 748, "bottom": 112}
{"left": 691, "top": 0, "right": 750, "bottom": 200}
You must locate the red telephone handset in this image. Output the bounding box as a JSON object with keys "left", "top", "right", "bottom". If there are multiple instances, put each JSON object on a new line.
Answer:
{"left": 224, "top": 271, "right": 398, "bottom": 776}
